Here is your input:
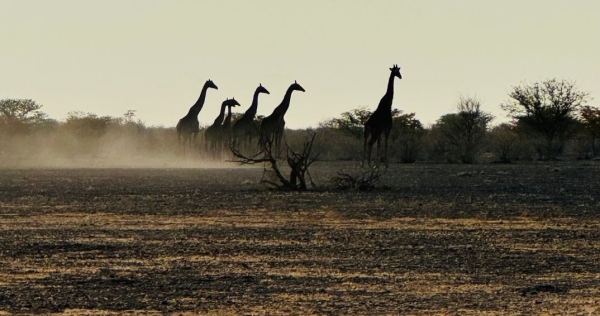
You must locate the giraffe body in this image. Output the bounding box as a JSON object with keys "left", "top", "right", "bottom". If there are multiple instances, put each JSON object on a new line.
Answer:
{"left": 232, "top": 84, "right": 270, "bottom": 152}
{"left": 220, "top": 99, "right": 240, "bottom": 151}
{"left": 205, "top": 98, "right": 240, "bottom": 157}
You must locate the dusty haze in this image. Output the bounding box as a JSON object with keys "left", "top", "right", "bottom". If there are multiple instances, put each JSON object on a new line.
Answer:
{"left": 0, "top": 125, "right": 244, "bottom": 169}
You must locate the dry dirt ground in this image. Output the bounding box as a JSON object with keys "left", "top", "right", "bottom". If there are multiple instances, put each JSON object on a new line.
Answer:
{"left": 0, "top": 161, "right": 599, "bottom": 315}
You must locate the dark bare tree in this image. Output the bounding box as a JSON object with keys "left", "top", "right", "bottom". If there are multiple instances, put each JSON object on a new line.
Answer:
{"left": 230, "top": 133, "right": 318, "bottom": 191}
{"left": 437, "top": 96, "right": 493, "bottom": 163}
{"left": 488, "top": 123, "right": 519, "bottom": 163}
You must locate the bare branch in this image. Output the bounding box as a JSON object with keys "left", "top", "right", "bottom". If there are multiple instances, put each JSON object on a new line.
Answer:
{"left": 330, "top": 166, "right": 385, "bottom": 191}
{"left": 230, "top": 133, "right": 318, "bottom": 190}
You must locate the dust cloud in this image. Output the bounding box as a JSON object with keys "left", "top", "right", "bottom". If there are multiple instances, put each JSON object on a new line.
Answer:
{"left": 0, "top": 126, "right": 242, "bottom": 169}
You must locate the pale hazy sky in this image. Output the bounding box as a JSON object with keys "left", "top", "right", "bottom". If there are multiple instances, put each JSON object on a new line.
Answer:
{"left": 1, "top": 0, "right": 599, "bottom": 128}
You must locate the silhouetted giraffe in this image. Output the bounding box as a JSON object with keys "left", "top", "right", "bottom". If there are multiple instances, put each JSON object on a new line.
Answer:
{"left": 205, "top": 98, "right": 229, "bottom": 153}
{"left": 220, "top": 97, "right": 241, "bottom": 152}
{"left": 363, "top": 64, "right": 402, "bottom": 166}
{"left": 176, "top": 79, "right": 218, "bottom": 150}
{"left": 232, "top": 84, "right": 270, "bottom": 152}
{"left": 204, "top": 98, "right": 240, "bottom": 155}
{"left": 259, "top": 81, "right": 305, "bottom": 152}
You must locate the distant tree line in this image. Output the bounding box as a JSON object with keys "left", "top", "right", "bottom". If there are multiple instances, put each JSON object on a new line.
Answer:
{"left": 1, "top": 78, "right": 599, "bottom": 164}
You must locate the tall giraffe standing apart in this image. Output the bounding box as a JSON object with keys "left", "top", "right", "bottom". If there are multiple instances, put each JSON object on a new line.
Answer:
{"left": 176, "top": 79, "right": 218, "bottom": 151}
{"left": 363, "top": 64, "right": 402, "bottom": 166}
{"left": 204, "top": 98, "right": 240, "bottom": 156}
{"left": 258, "top": 81, "right": 305, "bottom": 152}
{"left": 232, "top": 84, "right": 270, "bottom": 152}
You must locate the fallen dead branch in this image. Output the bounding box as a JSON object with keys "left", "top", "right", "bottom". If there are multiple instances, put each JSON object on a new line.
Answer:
{"left": 330, "top": 166, "right": 385, "bottom": 191}
{"left": 230, "top": 133, "right": 319, "bottom": 190}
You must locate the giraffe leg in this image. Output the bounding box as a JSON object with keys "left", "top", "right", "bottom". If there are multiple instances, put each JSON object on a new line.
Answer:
{"left": 177, "top": 133, "right": 183, "bottom": 156}
{"left": 258, "top": 133, "right": 263, "bottom": 153}
{"left": 218, "top": 137, "right": 224, "bottom": 158}
{"left": 368, "top": 141, "right": 375, "bottom": 166}
{"left": 219, "top": 137, "right": 224, "bottom": 159}
{"left": 376, "top": 138, "right": 382, "bottom": 164}
{"left": 183, "top": 135, "right": 188, "bottom": 156}
{"left": 192, "top": 133, "right": 198, "bottom": 153}
{"left": 362, "top": 128, "right": 370, "bottom": 167}
{"left": 176, "top": 122, "right": 182, "bottom": 149}
{"left": 368, "top": 136, "right": 378, "bottom": 167}
{"left": 384, "top": 131, "right": 390, "bottom": 168}
{"left": 213, "top": 136, "right": 217, "bottom": 159}
{"left": 362, "top": 136, "right": 368, "bottom": 166}
{"left": 212, "top": 138, "right": 218, "bottom": 159}
{"left": 275, "top": 133, "right": 281, "bottom": 156}
{"left": 204, "top": 135, "right": 209, "bottom": 154}
{"left": 247, "top": 134, "right": 253, "bottom": 154}
{"left": 245, "top": 134, "right": 250, "bottom": 154}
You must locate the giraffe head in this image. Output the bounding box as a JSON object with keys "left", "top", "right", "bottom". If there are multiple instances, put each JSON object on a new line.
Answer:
{"left": 257, "top": 83, "right": 270, "bottom": 95}
{"left": 291, "top": 80, "right": 306, "bottom": 92}
{"left": 223, "top": 97, "right": 241, "bottom": 108}
{"left": 389, "top": 64, "right": 402, "bottom": 79}
{"left": 205, "top": 79, "right": 219, "bottom": 90}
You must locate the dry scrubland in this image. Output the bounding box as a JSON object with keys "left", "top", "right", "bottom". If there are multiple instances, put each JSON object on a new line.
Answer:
{"left": 0, "top": 161, "right": 599, "bottom": 315}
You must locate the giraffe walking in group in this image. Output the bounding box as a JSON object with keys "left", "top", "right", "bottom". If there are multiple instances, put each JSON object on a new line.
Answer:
{"left": 258, "top": 81, "right": 305, "bottom": 153}
{"left": 220, "top": 97, "right": 240, "bottom": 154}
{"left": 176, "top": 79, "right": 218, "bottom": 151}
{"left": 363, "top": 64, "right": 402, "bottom": 167}
{"left": 176, "top": 66, "right": 401, "bottom": 165}
{"left": 204, "top": 98, "right": 240, "bottom": 157}
{"left": 232, "top": 84, "right": 270, "bottom": 153}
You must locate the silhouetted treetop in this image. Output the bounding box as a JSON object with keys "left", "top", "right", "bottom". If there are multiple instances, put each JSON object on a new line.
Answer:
{"left": 436, "top": 96, "right": 493, "bottom": 163}
{"left": 0, "top": 98, "right": 47, "bottom": 124}
{"left": 502, "top": 79, "right": 589, "bottom": 124}
{"left": 501, "top": 79, "right": 590, "bottom": 159}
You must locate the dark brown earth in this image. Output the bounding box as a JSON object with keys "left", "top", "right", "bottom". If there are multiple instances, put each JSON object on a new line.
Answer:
{"left": 0, "top": 161, "right": 599, "bottom": 315}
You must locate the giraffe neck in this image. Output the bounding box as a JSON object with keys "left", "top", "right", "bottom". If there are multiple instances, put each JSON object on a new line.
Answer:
{"left": 223, "top": 106, "right": 233, "bottom": 128}
{"left": 212, "top": 104, "right": 227, "bottom": 126}
{"left": 187, "top": 84, "right": 210, "bottom": 117}
{"left": 378, "top": 72, "right": 397, "bottom": 111}
{"left": 272, "top": 86, "right": 294, "bottom": 118}
{"left": 241, "top": 89, "right": 261, "bottom": 121}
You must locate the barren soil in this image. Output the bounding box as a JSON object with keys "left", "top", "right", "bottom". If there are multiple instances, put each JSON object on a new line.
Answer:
{"left": 0, "top": 161, "right": 599, "bottom": 315}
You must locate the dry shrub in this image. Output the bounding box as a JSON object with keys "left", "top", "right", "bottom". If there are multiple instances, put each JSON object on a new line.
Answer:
{"left": 230, "top": 133, "right": 319, "bottom": 191}
{"left": 330, "top": 166, "right": 385, "bottom": 191}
